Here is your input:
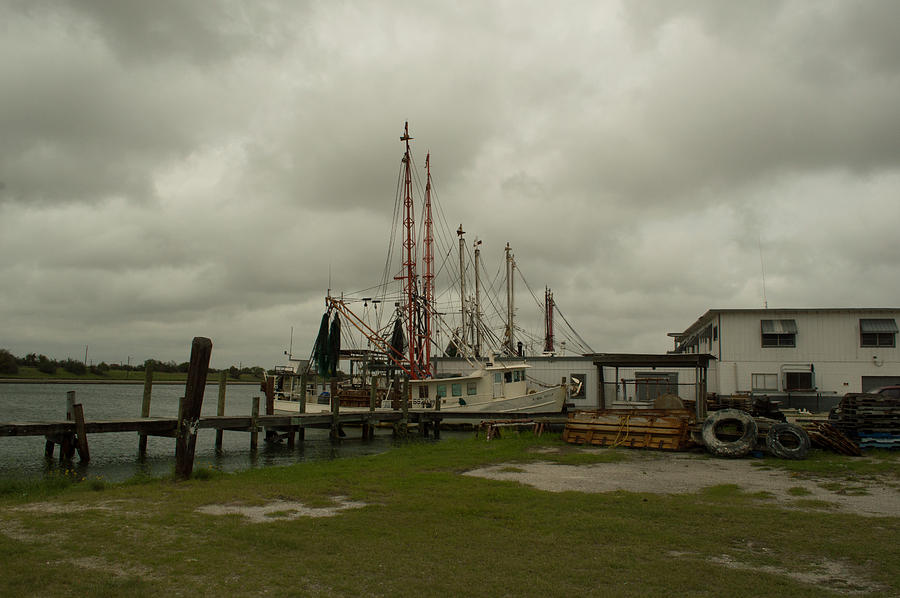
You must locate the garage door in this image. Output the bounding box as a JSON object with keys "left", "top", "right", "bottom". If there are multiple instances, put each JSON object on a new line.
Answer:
{"left": 861, "top": 376, "right": 900, "bottom": 392}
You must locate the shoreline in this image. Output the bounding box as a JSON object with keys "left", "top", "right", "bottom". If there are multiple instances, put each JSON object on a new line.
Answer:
{"left": 0, "top": 378, "right": 260, "bottom": 385}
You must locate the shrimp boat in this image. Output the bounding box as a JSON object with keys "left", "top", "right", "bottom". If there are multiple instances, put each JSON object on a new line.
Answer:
{"left": 272, "top": 123, "right": 567, "bottom": 415}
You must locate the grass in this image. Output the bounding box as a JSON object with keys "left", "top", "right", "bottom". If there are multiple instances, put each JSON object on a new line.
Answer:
{"left": 0, "top": 435, "right": 897, "bottom": 597}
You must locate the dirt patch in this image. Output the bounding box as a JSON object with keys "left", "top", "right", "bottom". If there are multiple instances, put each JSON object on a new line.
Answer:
{"left": 196, "top": 496, "right": 367, "bottom": 523}
{"left": 12, "top": 499, "right": 132, "bottom": 515}
{"left": 67, "top": 556, "right": 157, "bottom": 580}
{"left": 465, "top": 452, "right": 900, "bottom": 517}
{"left": 669, "top": 550, "right": 884, "bottom": 596}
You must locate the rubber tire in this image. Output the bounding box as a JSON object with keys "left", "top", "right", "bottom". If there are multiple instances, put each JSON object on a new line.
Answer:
{"left": 701, "top": 409, "right": 758, "bottom": 458}
{"left": 765, "top": 422, "right": 810, "bottom": 460}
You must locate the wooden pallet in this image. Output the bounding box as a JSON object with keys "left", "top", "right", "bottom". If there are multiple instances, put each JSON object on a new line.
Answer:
{"left": 563, "top": 409, "right": 694, "bottom": 451}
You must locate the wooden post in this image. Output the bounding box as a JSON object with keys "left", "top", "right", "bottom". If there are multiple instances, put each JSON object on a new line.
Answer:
{"left": 174, "top": 336, "right": 212, "bottom": 480}
{"left": 298, "top": 371, "right": 307, "bottom": 442}
{"left": 250, "top": 396, "right": 259, "bottom": 451}
{"left": 44, "top": 439, "right": 55, "bottom": 459}
{"left": 215, "top": 370, "right": 227, "bottom": 451}
{"left": 62, "top": 391, "right": 77, "bottom": 460}
{"left": 433, "top": 379, "right": 441, "bottom": 440}
{"left": 397, "top": 377, "right": 409, "bottom": 438}
{"left": 330, "top": 380, "right": 341, "bottom": 440}
{"left": 364, "top": 375, "right": 377, "bottom": 440}
{"left": 265, "top": 377, "right": 275, "bottom": 415}
{"left": 138, "top": 365, "right": 153, "bottom": 458}
{"left": 73, "top": 403, "right": 90, "bottom": 462}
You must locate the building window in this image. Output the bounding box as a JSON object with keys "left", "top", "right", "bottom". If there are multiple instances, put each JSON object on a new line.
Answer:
{"left": 752, "top": 373, "right": 778, "bottom": 391}
{"left": 467, "top": 382, "right": 477, "bottom": 396}
{"left": 860, "top": 319, "right": 897, "bottom": 347}
{"left": 761, "top": 319, "right": 797, "bottom": 347}
{"left": 451, "top": 383, "right": 462, "bottom": 397}
{"left": 712, "top": 326, "right": 718, "bottom": 341}
{"left": 784, "top": 372, "right": 814, "bottom": 391}
{"left": 570, "top": 373, "right": 586, "bottom": 400}
{"left": 635, "top": 372, "right": 678, "bottom": 402}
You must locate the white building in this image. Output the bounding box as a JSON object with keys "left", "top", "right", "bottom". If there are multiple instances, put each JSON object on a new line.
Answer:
{"left": 670, "top": 308, "right": 900, "bottom": 410}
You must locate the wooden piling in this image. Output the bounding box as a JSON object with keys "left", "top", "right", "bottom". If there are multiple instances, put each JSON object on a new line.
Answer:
{"left": 174, "top": 336, "right": 212, "bottom": 480}
{"left": 433, "top": 381, "right": 441, "bottom": 440}
{"left": 298, "top": 371, "right": 307, "bottom": 442}
{"left": 73, "top": 403, "right": 90, "bottom": 462}
{"left": 138, "top": 365, "right": 153, "bottom": 457}
{"left": 330, "top": 380, "right": 340, "bottom": 440}
{"left": 62, "top": 391, "right": 77, "bottom": 460}
{"left": 215, "top": 370, "right": 227, "bottom": 451}
{"left": 250, "top": 396, "right": 259, "bottom": 450}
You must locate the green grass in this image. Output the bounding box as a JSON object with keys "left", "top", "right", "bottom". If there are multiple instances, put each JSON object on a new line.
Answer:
{"left": 0, "top": 435, "right": 897, "bottom": 597}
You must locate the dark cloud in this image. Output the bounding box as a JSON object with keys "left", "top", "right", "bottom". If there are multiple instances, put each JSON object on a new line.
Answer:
{"left": 1, "top": 1, "right": 898, "bottom": 367}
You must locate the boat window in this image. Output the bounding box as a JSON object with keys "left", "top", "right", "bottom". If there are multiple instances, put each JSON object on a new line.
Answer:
{"left": 467, "top": 382, "right": 477, "bottom": 396}
{"left": 494, "top": 373, "right": 501, "bottom": 383}
{"left": 504, "top": 372, "right": 512, "bottom": 383}
{"left": 437, "top": 384, "right": 447, "bottom": 398}
{"left": 514, "top": 371, "right": 522, "bottom": 382}
{"left": 451, "top": 383, "right": 462, "bottom": 397}
{"left": 419, "top": 386, "right": 428, "bottom": 399}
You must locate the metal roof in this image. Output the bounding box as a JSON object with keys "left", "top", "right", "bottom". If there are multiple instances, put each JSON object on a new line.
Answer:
{"left": 860, "top": 318, "right": 899, "bottom": 333}
{"left": 588, "top": 353, "right": 715, "bottom": 368}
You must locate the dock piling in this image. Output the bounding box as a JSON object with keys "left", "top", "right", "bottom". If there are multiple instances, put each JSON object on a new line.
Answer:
{"left": 138, "top": 366, "right": 153, "bottom": 458}
{"left": 73, "top": 403, "right": 90, "bottom": 462}
{"left": 174, "top": 336, "right": 212, "bottom": 480}
{"left": 250, "top": 396, "right": 259, "bottom": 450}
{"left": 215, "top": 370, "right": 227, "bottom": 451}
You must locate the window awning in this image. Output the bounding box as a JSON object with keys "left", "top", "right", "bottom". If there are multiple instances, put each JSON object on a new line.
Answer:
{"left": 761, "top": 319, "right": 797, "bottom": 334}
{"left": 860, "top": 319, "right": 898, "bottom": 333}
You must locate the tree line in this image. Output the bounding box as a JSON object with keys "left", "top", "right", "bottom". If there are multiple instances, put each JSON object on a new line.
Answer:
{"left": 0, "top": 349, "right": 264, "bottom": 379}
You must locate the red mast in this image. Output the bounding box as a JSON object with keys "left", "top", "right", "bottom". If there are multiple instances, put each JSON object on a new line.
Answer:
{"left": 422, "top": 152, "right": 434, "bottom": 377}
{"left": 398, "top": 122, "right": 420, "bottom": 378}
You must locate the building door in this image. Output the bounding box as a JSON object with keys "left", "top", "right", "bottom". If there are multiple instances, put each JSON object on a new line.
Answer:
{"left": 861, "top": 376, "right": 900, "bottom": 392}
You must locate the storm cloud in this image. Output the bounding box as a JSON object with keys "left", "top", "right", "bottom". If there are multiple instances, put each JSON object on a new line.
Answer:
{"left": 1, "top": 1, "right": 899, "bottom": 368}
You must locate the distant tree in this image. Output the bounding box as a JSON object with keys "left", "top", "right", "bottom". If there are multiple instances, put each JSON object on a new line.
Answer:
{"left": 61, "top": 358, "right": 87, "bottom": 376}
{"left": 0, "top": 349, "right": 19, "bottom": 374}
{"left": 96, "top": 362, "right": 110, "bottom": 373}
{"left": 36, "top": 355, "right": 56, "bottom": 374}
{"left": 23, "top": 353, "right": 38, "bottom": 366}
{"left": 228, "top": 366, "right": 241, "bottom": 380}
{"left": 177, "top": 361, "right": 190, "bottom": 373}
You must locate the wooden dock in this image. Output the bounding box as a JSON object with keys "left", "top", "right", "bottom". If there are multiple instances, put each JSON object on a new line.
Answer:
{"left": 0, "top": 337, "right": 566, "bottom": 477}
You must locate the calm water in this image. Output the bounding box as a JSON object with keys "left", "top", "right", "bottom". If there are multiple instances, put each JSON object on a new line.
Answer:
{"left": 0, "top": 383, "right": 414, "bottom": 482}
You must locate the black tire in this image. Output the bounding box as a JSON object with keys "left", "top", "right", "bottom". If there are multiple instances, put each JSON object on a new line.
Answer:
{"left": 701, "top": 409, "right": 758, "bottom": 458}
{"left": 765, "top": 422, "right": 810, "bottom": 460}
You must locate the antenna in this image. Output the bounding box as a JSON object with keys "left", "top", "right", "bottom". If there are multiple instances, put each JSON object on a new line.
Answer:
{"left": 758, "top": 236, "right": 768, "bottom": 309}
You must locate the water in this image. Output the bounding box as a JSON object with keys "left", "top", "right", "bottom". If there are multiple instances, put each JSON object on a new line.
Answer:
{"left": 0, "top": 383, "right": 410, "bottom": 482}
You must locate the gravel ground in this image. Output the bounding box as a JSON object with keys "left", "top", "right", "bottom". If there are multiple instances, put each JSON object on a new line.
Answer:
{"left": 464, "top": 450, "right": 900, "bottom": 517}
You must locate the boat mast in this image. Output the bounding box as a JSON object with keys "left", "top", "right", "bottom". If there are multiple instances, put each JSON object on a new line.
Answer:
{"left": 397, "top": 122, "right": 422, "bottom": 378}
{"left": 422, "top": 153, "right": 434, "bottom": 377}
{"left": 473, "top": 239, "right": 482, "bottom": 358}
{"left": 505, "top": 242, "right": 515, "bottom": 356}
{"left": 457, "top": 225, "right": 466, "bottom": 354}
{"left": 544, "top": 287, "right": 555, "bottom": 353}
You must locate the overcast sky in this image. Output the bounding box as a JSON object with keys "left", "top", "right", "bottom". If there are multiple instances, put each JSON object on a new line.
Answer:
{"left": 2, "top": 1, "right": 899, "bottom": 369}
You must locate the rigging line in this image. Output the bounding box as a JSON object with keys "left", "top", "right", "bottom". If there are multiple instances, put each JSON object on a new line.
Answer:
{"left": 554, "top": 303, "right": 594, "bottom": 353}
{"left": 515, "top": 266, "right": 545, "bottom": 312}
